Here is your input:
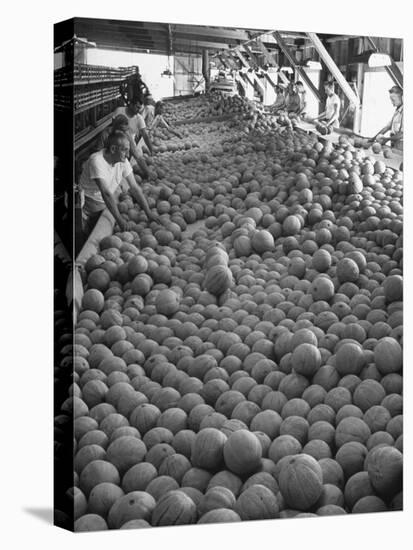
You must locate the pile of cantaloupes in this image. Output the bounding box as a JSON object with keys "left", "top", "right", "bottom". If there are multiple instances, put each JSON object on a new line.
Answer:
{"left": 57, "top": 95, "right": 403, "bottom": 531}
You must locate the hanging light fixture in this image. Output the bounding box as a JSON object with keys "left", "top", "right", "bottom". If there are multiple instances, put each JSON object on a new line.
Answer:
{"left": 368, "top": 52, "right": 392, "bottom": 67}
{"left": 305, "top": 60, "right": 322, "bottom": 70}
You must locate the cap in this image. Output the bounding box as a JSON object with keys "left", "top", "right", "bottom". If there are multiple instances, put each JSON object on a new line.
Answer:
{"left": 389, "top": 85, "right": 403, "bottom": 95}
{"left": 112, "top": 114, "right": 129, "bottom": 127}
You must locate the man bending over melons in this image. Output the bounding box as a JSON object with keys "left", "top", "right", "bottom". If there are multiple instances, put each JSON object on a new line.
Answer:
{"left": 79, "top": 131, "right": 158, "bottom": 235}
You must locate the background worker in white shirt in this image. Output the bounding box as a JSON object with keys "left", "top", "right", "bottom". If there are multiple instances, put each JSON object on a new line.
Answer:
{"left": 295, "top": 81, "right": 308, "bottom": 117}
{"left": 371, "top": 86, "right": 403, "bottom": 151}
{"left": 113, "top": 100, "right": 154, "bottom": 178}
{"left": 142, "top": 95, "right": 156, "bottom": 128}
{"left": 314, "top": 81, "right": 341, "bottom": 129}
{"left": 79, "top": 131, "right": 157, "bottom": 235}
{"left": 149, "top": 101, "right": 183, "bottom": 138}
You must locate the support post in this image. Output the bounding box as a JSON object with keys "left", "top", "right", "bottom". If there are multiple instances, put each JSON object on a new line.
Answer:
{"left": 273, "top": 32, "right": 321, "bottom": 102}
{"left": 306, "top": 32, "right": 360, "bottom": 107}
{"left": 202, "top": 49, "right": 210, "bottom": 90}
{"left": 353, "top": 62, "right": 364, "bottom": 133}
{"left": 254, "top": 40, "right": 277, "bottom": 68}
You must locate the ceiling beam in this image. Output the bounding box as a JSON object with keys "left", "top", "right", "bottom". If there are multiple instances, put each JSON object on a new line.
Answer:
{"left": 273, "top": 31, "right": 321, "bottom": 101}
{"left": 80, "top": 31, "right": 232, "bottom": 52}
{"left": 170, "top": 24, "right": 252, "bottom": 41}
{"left": 306, "top": 32, "right": 360, "bottom": 105}
{"left": 75, "top": 19, "right": 256, "bottom": 42}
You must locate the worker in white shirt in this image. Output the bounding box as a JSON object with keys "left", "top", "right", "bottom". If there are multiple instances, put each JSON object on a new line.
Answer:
{"left": 295, "top": 81, "right": 308, "bottom": 117}
{"left": 314, "top": 81, "right": 341, "bottom": 128}
{"left": 113, "top": 100, "right": 154, "bottom": 178}
{"left": 142, "top": 95, "right": 156, "bottom": 128}
{"left": 271, "top": 85, "right": 287, "bottom": 113}
{"left": 372, "top": 86, "right": 403, "bottom": 151}
{"left": 79, "top": 131, "right": 157, "bottom": 235}
{"left": 149, "top": 101, "right": 183, "bottom": 138}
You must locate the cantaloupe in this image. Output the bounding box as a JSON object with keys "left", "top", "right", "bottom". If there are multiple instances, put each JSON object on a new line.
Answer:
{"left": 366, "top": 445, "right": 403, "bottom": 498}
{"left": 278, "top": 454, "right": 324, "bottom": 511}
{"left": 198, "top": 508, "right": 241, "bottom": 523}
{"left": 106, "top": 436, "right": 147, "bottom": 475}
{"left": 191, "top": 428, "right": 227, "bottom": 471}
{"left": 291, "top": 343, "right": 321, "bottom": 377}
{"left": 204, "top": 265, "right": 233, "bottom": 296}
{"left": 198, "top": 486, "right": 237, "bottom": 516}
{"left": 251, "top": 230, "right": 275, "bottom": 253}
{"left": 374, "top": 337, "right": 402, "bottom": 374}
{"left": 234, "top": 484, "right": 279, "bottom": 520}
{"left": 107, "top": 491, "right": 156, "bottom": 528}
{"left": 155, "top": 289, "right": 180, "bottom": 317}
{"left": 223, "top": 430, "right": 262, "bottom": 475}
{"left": 151, "top": 490, "right": 197, "bottom": 526}
{"left": 87, "top": 482, "right": 124, "bottom": 519}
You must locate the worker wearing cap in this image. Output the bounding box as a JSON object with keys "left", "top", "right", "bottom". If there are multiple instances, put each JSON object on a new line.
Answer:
{"left": 372, "top": 86, "right": 403, "bottom": 151}
{"left": 314, "top": 81, "right": 341, "bottom": 128}
{"left": 79, "top": 131, "right": 158, "bottom": 235}
{"left": 94, "top": 114, "right": 131, "bottom": 151}
{"left": 149, "top": 101, "right": 183, "bottom": 138}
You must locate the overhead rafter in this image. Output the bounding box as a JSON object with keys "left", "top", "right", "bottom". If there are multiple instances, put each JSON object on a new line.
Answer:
{"left": 234, "top": 72, "right": 247, "bottom": 93}
{"left": 273, "top": 31, "right": 321, "bottom": 101}
{"left": 216, "top": 54, "right": 228, "bottom": 69}
{"left": 242, "top": 44, "right": 264, "bottom": 70}
{"left": 245, "top": 42, "right": 279, "bottom": 92}
{"left": 306, "top": 32, "right": 360, "bottom": 105}
{"left": 167, "top": 24, "right": 173, "bottom": 56}
{"left": 233, "top": 48, "right": 265, "bottom": 95}
{"left": 254, "top": 40, "right": 277, "bottom": 67}
{"left": 170, "top": 24, "right": 252, "bottom": 42}
{"left": 221, "top": 50, "right": 240, "bottom": 71}
{"left": 365, "top": 36, "right": 403, "bottom": 89}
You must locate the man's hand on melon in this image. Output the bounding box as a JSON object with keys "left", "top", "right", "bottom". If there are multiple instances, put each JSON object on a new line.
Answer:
{"left": 118, "top": 219, "right": 135, "bottom": 232}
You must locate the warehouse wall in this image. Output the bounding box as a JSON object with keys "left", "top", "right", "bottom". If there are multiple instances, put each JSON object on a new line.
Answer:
{"left": 85, "top": 49, "right": 174, "bottom": 100}
{"left": 174, "top": 54, "right": 203, "bottom": 96}
{"left": 360, "top": 63, "right": 403, "bottom": 137}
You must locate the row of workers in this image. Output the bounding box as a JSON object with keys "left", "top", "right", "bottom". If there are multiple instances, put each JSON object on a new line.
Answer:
{"left": 271, "top": 81, "right": 403, "bottom": 150}
{"left": 78, "top": 95, "right": 181, "bottom": 234}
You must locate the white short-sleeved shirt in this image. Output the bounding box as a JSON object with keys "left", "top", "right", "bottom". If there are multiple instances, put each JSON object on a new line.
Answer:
{"left": 325, "top": 93, "right": 341, "bottom": 125}
{"left": 390, "top": 105, "right": 403, "bottom": 151}
{"left": 79, "top": 150, "right": 132, "bottom": 213}
{"left": 298, "top": 90, "right": 307, "bottom": 111}
{"left": 143, "top": 105, "right": 155, "bottom": 128}
{"left": 113, "top": 106, "right": 146, "bottom": 139}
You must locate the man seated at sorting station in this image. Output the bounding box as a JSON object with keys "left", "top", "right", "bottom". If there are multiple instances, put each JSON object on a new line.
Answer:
{"left": 79, "top": 130, "right": 158, "bottom": 235}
